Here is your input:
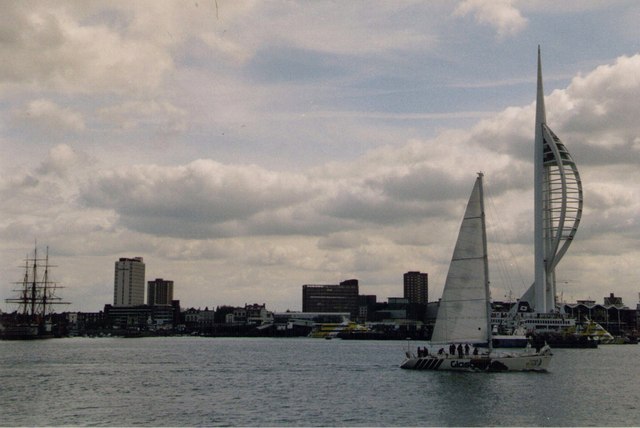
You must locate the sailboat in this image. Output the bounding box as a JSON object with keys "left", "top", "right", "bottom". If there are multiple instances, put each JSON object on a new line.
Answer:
{"left": 2, "top": 245, "right": 69, "bottom": 340}
{"left": 400, "top": 174, "right": 552, "bottom": 371}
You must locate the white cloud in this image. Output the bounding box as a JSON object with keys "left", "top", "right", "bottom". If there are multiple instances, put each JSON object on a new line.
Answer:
{"left": 37, "top": 144, "right": 87, "bottom": 176}
{"left": 0, "top": 3, "right": 172, "bottom": 94}
{"left": 75, "top": 121, "right": 525, "bottom": 245}
{"left": 199, "top": 32, "right": 254, "bottom": 66}
{"left": 454, "top": 0, "right": 528, "bottom": 38}
{"left": 13, "top": 99, "right": 85, "bottom": 133}
{"left": 1, "top": 1, "right": 440, "bottom": 97}
{"left": 98, "top": 100, "right": 188, "bottom": 132}
{"left": 317, "top": 232, "right": 371, "bottom": 251}
{"left": 462, "top": 53, "right": 640, "bottom": 170}
{"left": 557, "top": 54, "right": 640, "bottom": 152}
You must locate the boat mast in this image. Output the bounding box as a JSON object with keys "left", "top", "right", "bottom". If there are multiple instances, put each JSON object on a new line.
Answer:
{"left": 18, "top": 259, "right": 29, "bottom": 315}
{"left": 42, "top": 246, "right": 49, "bottom": 316}
{"left": 31, "top": 246, "right": 38, "bottom": 317}
{"left": 478, "top": 173, "right": 493, "bottom": 351}
{"left": 5, "top": 244, "right": 69, "bottom": 319}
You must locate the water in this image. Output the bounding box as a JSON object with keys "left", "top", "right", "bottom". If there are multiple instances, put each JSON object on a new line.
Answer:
{"left": 1, "top": 337, "right": 639, "bottom": 426}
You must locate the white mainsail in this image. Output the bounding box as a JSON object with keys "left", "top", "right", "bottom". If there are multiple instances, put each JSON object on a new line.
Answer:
{"left": 431, "top": 173, "right": 491, "bottom": 345}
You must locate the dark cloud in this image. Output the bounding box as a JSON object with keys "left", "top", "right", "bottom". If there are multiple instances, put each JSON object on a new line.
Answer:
{"left": 80, "top": 159, "right": 313, "bottom": 236}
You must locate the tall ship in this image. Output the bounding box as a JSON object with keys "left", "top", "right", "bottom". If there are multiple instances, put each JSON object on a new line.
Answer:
{"left": 1, "top": 245, "right": 69, "bottom": 340}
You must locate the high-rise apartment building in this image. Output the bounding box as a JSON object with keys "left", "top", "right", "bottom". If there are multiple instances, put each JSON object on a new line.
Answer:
{"left": 302, "top": 279, "right": 359, "bottom": 319}
{"left": 113, "top": 257, "right": 145, "bottom": 306}
{"left": 147, "top": 278, "right": 174, "bottom": 306}
{"left": 403, "top": 271, "right": 428, "bottom": 305}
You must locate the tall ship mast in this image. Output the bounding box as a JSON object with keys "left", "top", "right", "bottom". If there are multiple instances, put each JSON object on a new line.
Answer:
{"left": 2, "top": 245, "right": 69, "bottom": 339}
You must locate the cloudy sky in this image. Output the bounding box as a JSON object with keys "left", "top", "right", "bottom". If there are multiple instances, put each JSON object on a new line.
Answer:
{"left": 2, "top": 0, "right": 640, "bottom": 313}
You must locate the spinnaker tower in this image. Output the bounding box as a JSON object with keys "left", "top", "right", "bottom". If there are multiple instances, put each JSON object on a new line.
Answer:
{"left": 519, "top": 48, "right": 583, "bottom": 314}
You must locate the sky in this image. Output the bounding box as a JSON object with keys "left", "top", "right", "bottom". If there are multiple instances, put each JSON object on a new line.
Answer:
{"left": 2, "top": 0, "right": 640, "bottom": 313}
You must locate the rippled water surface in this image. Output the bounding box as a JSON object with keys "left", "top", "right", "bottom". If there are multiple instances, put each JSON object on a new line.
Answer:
{"left": 1, "top": 337, "right": 639, "bottom": 426}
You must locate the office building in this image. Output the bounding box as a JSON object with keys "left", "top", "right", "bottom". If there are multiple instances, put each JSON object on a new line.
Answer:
{"left": 113, "top": 257, "right": 145, "bottom": 306}
{"left": 404, "top": 271, "right": 428, "bottom": 304}
{"left": 302, "top": 279, "right": 359, "bottom": 319}
{"left": 357, "top": 294, "right": 377, "bottom": 323}
{"left": 147, "top": 278, "right": 174, "bottom": 306}
{"left": 104, "top": 301, "right": 180, "bottom": 329}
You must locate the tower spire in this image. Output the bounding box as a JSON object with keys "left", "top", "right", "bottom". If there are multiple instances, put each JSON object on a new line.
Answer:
{"left": 533, "top": 46, "right": 547, "bottom": 312}
{"left": 536, "top": 46, "right": 546, "bottom": 125}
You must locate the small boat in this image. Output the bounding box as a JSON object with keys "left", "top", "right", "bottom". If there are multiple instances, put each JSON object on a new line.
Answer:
{"left": 400, "top": 174, "right": 552, "bottom": 372}
{"left": 575, "top": 318, "right": 615, "bottom": 344}
{"left": 530, "top": 332, "right": 597, "bottom": 349}
{"left": 491, "top": 325, "right": 530, "bottom": 348}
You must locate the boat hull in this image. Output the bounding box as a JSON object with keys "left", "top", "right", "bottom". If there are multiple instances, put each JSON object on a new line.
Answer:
{"left": 0, "top": 324, "right": 48, "bottom": 340}
{"left": 400, "top": 351, "right": 551, "bottom": 372}
{"left": 492, "top": 335, "right": 529, "bottom": 348}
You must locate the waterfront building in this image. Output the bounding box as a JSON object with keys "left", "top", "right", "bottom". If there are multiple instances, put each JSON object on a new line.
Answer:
{"left": 113, "top": 257, "right": 145, "bottom": 307}
{"left": 147, "top": 278, "right": 174, "bottom": 306}
{"left": 245, "top": 303, "right": 271, "bottom": 325}
{"left": 357, "top": 295, "right": 377, "bottom": 323}
{"left": 104, "top": 304, "right": 151, "bottom": 329}
{"left": 373, "top": 297, "right": 408, "bottom": 321}
{"left": 604, "top": 293, "right": 623, "bottom": 307}
{"left": 76, "top": 311, "right": 108, "bottom": 332}
{"left": 224, "top": 303, "right": 272, "bottom": 325}
{"left": 183, "top": 307, "right": 201, "bottom": 327}
{"left": 403, "top": 271, "right": 428, "bottom": 304}
{"left": 563, "top": 294, "right": 639, "bottom": 336}
{"left": 200, "top": 307, "right": 216, "bottom": 327}
{"left": 104, "top": 301, "right": 180, "bottom": 329}
{"left": 302, "top": 279, "right": 359, "bottom": 319}
{"left": 182, "top": 307, "right": 214, "bottom": 330}
{"left": 229, "top": 307, "right": 247, "bottom": 324}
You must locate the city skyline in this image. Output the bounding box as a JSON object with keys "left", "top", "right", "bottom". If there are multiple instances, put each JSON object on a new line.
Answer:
{"left": 3, "top": 250, "right": 633, "bottom": 315}
{"left": 2, "top": 2, "right": 640, "bottom": 312}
